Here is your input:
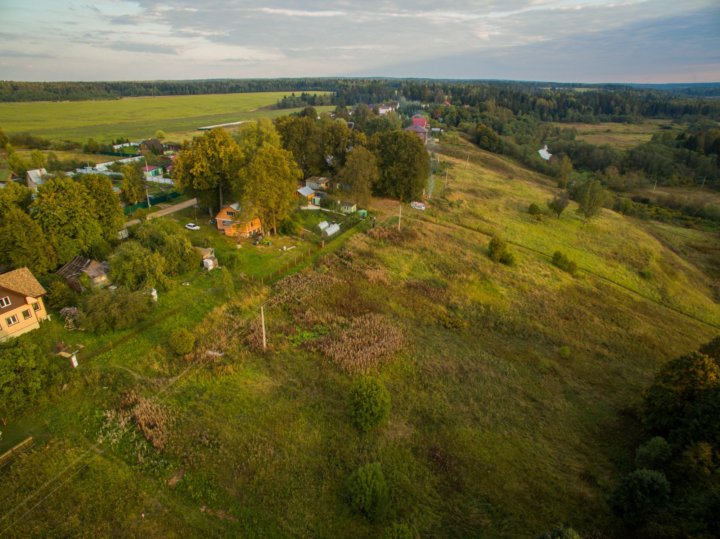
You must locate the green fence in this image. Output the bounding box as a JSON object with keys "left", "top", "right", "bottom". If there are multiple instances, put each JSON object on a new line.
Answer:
{"left": 123, "top": 191, "right": 182, "bottom": 215}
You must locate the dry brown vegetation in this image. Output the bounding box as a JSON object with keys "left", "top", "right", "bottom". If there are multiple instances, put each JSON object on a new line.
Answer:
{"left": 308, "top": 313, "right": 405, "bottom": 373}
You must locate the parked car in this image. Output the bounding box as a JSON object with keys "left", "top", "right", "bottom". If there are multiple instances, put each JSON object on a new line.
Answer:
{"left": 185, "top": 223, "right": 201, "bottom": 231}
{"left": 411, "top": 201, "right": 426, "bottom": 211}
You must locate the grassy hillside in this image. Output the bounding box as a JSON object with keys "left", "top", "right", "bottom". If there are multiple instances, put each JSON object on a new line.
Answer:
{"left": 1, "top": 137, "right": 718, "bottom": 538}
{"left": 0, "top": 92, "right": 332, "bottom": 142}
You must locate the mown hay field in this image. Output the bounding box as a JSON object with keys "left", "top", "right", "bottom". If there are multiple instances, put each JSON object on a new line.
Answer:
{"left": 0, "top": 92, "right": 332, "bottom": 142}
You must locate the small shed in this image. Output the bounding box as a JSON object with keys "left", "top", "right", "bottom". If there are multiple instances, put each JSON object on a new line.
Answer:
{"left": 194, "top": 247, "right": 218, "bottom": 271}
{"left": 340, "top": 201, "right": 357, "bottom": 214}
{"left": 297, "top": 186, "right": 315, "bottom": 201}
{"left": 56, "top": 256, "right": 109, "bottom": 292}
{"left": 322, "top": 223, "right": 340, "bottom": 238}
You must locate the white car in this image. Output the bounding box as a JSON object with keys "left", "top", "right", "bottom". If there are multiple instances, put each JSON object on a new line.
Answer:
{"left": 411, "top": 201, "right": 426, "bottom": 211}
{"left": 185, "top": 223, "right": 201, "bottom": 231}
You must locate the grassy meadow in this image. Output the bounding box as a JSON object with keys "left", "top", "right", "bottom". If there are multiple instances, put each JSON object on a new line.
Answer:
{"left": 552, "top": 120, "right": 677, "bottom": 149}
{"left": 0, "top": 92, "right": 332, "bottom": 143}
{"left": 2, "top": 137, "right": 719, "bottom": 537}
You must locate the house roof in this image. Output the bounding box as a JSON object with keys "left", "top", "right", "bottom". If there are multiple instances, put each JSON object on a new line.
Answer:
{"left": 341, "top": 200, "right": 356, "bottom": 207}
{"left": 405, "top": 124, "right": 428, "bottom": 134}
{"left": 298, "top": 186, "right": 314, "bottom": 197}
{"left": 229, "top": 202, "right": 241, "bottom": 211}
{"left": 26, "top": 168, "right": 47, "bottom": 186}
{"left": 57, "top": 256, "right": 108, "bottom": 281}
{"left": 0, "top": 267, "right": 47, "bottom": 297}
{"left": 143, "top": 165, "right": 159, "bottom": 172}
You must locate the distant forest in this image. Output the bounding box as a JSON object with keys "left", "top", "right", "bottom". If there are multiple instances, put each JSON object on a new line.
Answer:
{"left": 2, "top": 79, "right": 720, "bottom": 121}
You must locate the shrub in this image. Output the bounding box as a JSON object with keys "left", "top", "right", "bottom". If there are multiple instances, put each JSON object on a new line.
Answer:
{"left": 488, "top": 236, "right": 514, "bottom": 266}
{"left": 81, "top": 288, "right": 153, "bottom": 332}
{"left": 699, "top": 336, "right": 720, "bottom": 363}
{"left": 635, "top": 437, "right": 671, "bottom": 470}
{"left": 349, "top": 377, "right": 391, "bottom": 432}
{"left": 347, "top": 462, "right": 390, "bottom": 522}
{"left": 169, "top": 328, "right": 195, "bottom": 356}
{"left": 610, "top": 469, "right": 670, "bottom": 525}
{"left": 528, "top": 203, "right": 542, "bottom": 216}
{"left": 558, "top": 346, "right": 571, "bottom": 359}
{"left": 638, "top": 269, "right": 652, "bottom": 280}
{"left": 548, "top": 192, "right": 570, "bottom": 217}
{"left": 552, "top": 251, "right": 578, "bottom": 276}
{"left": 45, "top": 278, "right": 79, "bottom": 310}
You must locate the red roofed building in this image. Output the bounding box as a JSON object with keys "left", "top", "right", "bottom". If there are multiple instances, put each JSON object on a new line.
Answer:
{"left": 411, "top": 114, "right": 429, "bottom": 128}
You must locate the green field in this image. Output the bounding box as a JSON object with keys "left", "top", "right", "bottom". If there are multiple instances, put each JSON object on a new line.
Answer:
{"left": 551, "top": 120, "right": 678, "bottom": 149}
{"left": 0, "top": 92, "right": 332, "bottom": 143}
{"left": 2, "top": 137, "right": 719, "bottom": 537}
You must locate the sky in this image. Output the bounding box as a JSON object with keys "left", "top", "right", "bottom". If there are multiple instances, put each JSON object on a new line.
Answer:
{"left": 0, "top": 0, "right": 718, "bottom": 83}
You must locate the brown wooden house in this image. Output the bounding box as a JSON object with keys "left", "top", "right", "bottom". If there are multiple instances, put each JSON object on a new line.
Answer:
{"left": 0, "top": 268, "right": 49, "bottom": 341}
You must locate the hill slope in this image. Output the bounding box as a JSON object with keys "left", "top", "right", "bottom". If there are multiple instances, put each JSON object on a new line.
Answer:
{"left": 2, "top": 137, "right": 719, "bottom": 538}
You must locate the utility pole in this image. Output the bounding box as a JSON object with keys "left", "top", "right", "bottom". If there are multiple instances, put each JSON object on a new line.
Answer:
{"left": 143, "top": 156, "right": 152, "bottom": 208}
{"left": 397, "top": 202, "right": 402, "bottom": 232}
{"left": 652, "top": 179, "right": 658, "bottom": 193}
{"left": 260, "top": 306, "right": 267, "bottom": 351}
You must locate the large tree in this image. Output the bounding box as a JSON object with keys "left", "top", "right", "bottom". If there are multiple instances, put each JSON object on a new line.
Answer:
{"left": 242, "top": 144, "right": 301, "bottom": 235}
{"left": 275, "top": 115, "right": 324, "bottom": 177}
{"left": 575, "top": 179, "right": 607, "bottom": 220}
{"left": 120, "top": 164, "right": 145, "bottom": 205}
{"left": 0, "top": 180, "right": 32, "bottom": 213}
{"left": 110, "top": 241, "right": 169, "bottom": 290}
{"left": 78, "top": 174, "right": 124, "bottom": 242}
{"left": 173, "top": 128, "right": 243, "bottom": 210}
{"left": 31, "top": 176, "right": 103, "bottom": 264}
{"left": 338, "top": 146, "right": 379, "bottom": 207}
{"left": 318, "top": 116, "right": 352, "bottom": 172}
{"left": 371, "top": 130, "right": 430, "bottom": 201}
{"left": 235, "top": 118, "right": 282, "bottom": 168}
{"left": 0, "top": 207, "right": 57, "bottom": 274}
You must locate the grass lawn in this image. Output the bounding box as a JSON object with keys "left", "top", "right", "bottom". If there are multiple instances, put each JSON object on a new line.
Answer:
{"left": 2, "top": 140, "right": 719, "bottom": 538}
{"left": 0, "top": 92, "right": 333, "bottom": 143}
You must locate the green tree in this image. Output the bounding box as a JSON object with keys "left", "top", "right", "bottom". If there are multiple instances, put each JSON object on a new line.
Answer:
{"left": 635, "top": 437, "right": 672, "bottom": 470}
{"left": 234, "top": 118, "right": 282, "bottom": 164}
{"left": 557, "top": 155, "right": 573, "bottom": 187}
{"left": 610, "top": 469, "right": 670, "bottom": 526}
{"left": 78, "top": 174, "right": 124, "bottom": 243}
{"left": 488, "top": 236, "right": 515, "bottom": 266}
{"left": 0, "top": 207, "right": 57, "bottom": 274}
{"left": 347, "top": 462, "right": 390, "bottom": 522}
{"left": 135, "top": 219, "right": 199, "bottom": 275}
{"left": 31, "top": 177, "right": 103, "bottom": 264}
{"left": 371, "top": 130, "right": 430, "bottom": 201}
{"left": 547, "top": 192, "right": 569, "bottom": 218}
{"left": 242, "top": 144, "right": 302, "bottom": 235}
{"left": 120, "top": 164, "right": 145, "bottom": 205}
{"left": 319, "top": 116, "right": 352, "bottom": 171}
{"left": 275, "top": 115, "right": 324, "bottom": 177}
{"left": 0, "top": 126, "right": 8, "bottom": 149}
{"left": 338, "top": 146, "right": 379, "bottom": 207}
{"left": 0, "top": 180, "right": 32, "bottom": 213}
{"left": 6, "top": 147, "right": 29, "bottom": 177}
{"left": 0, "top": 339, "right": 62, "bottom": 423}
{"left": 349, "top": 377, "right": 391, "bottom": 432}
{"left": 699, "top": 336, "right": 720, "bottom": 363}
{"left": 110, "top": 241, "right": 169, "bottom": 290}
{"left": 643, "top": 352, "right": 720, "bottom": 435}
{"left": 173, "top": 128, "right": 243, "bottom": 210}
{"left": 575, "top": 179, "right": 607, "bottom": 220}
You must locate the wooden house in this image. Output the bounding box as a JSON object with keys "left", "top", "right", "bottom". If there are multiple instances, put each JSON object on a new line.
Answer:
{"left": 215, "top": 203, "right": 262, "bottom": 238}
{"left": 0, "top": 268, "right": 49, "bottom": 341}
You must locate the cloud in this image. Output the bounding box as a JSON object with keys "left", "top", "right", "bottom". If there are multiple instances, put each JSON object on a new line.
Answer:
{"left": 99, "top": 41, "right": 178, "bottom": 55}
{"left": 253, "top": 7, "right": 347, "bottom": 17}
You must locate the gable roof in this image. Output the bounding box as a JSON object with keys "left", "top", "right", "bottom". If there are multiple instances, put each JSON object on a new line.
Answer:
{"left": 298, "top": 186, "right": 314, "bottom": 197}
{"left": 405, "top": 124, "right": 428, "bottom": 134}
{"left": 0, "top": 267, "right": 47, "bottom": 297}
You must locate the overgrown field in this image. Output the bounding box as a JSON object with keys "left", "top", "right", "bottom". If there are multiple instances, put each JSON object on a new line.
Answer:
{"left": 2, "top": 138, "right": 718, "bottom": 538}
{"left": 0, "top": 92, "right": 332, "bottom": 142}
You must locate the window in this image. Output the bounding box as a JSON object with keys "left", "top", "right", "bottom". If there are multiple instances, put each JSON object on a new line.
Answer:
{"left": 0, "top": 296, "right": 10, "bottom": 308}
{"left": 226, "top": 211, "right": 236, "bottom": 217}
{"left": 22, "top": 310, "right": 31, "bottom": 320}
{"left": 32, "top": 302, "right": 40, "bottom": 311}
{"left": 5, "top": 315, "right": 18, "bottom": 326}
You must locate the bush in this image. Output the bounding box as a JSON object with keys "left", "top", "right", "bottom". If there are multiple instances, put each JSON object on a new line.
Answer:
{"left": 81, "top": 288, "right": 153, "bottom": 332}
{"left": 610, "top": 469, "right": 670, "bottom": 525}
{"left": 536, "top": 525, "right": 582, "bottom": 539}
{"left": 349, "top": 377, "right": 391, "bottom": 432}
{"left": 488, "top": 236, "right": 514, "bottom": 266}
{"left": 169, "top": 328, "right": 195, "bottom": 356}
{"left": 635, "top": 437, "right": 672, "bottom": 470}
{"left": 552, "top": 251, "right": 578, "bottom": 276}
{"left": 528, "top": 203, "right": 542, "bottom": 216}
{"left": 699, "top": 336, "right": 720, "bottom": 363}
{"left": 45, "top": 278, "right": 79, "bottom": 310}
{"left": 347, "top": 462, "right": 390, "bottom": 522}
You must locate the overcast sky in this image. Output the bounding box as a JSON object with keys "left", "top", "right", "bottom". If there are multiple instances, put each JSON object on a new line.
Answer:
{"left": 0, "top": 0, "right": 718, "bottom": 83}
